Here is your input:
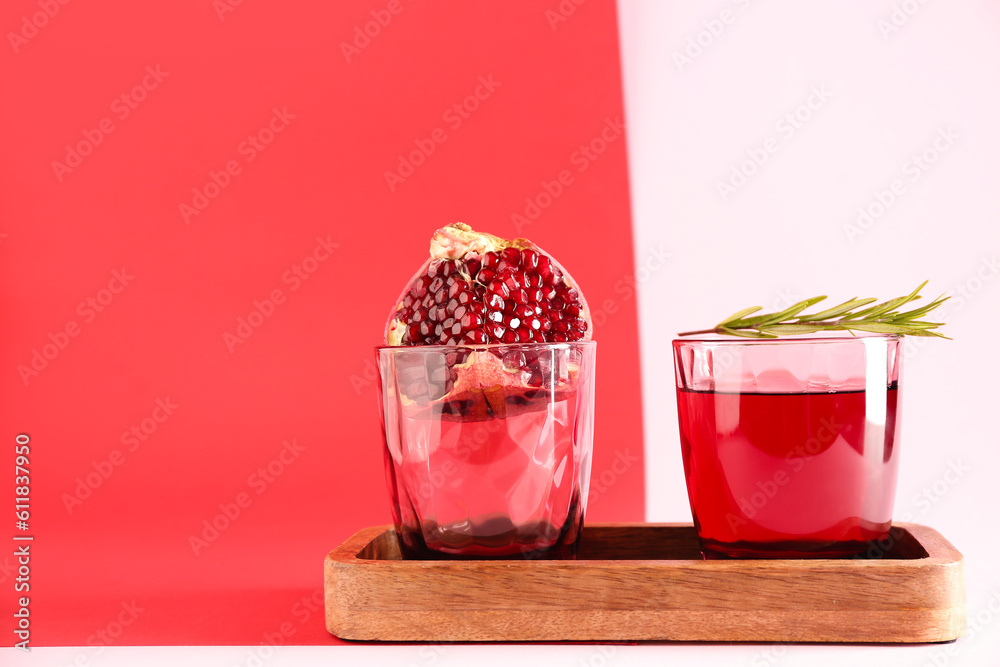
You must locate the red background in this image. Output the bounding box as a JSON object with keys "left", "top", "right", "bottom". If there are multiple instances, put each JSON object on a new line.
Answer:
{"left": 1, "top": 0, "right": 642, "bottom": 646}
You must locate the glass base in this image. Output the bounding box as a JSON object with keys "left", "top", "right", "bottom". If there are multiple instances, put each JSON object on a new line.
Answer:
{"left": 395, "top": 512, "right": 582, "bottom": 560}
{"left": 699, "top": 537, "right": 888, "bottom": 560}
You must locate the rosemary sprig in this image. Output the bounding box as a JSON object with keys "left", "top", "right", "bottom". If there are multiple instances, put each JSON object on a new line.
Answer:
{"left": 677, "top": 281, "right": 950, "bottom": 339}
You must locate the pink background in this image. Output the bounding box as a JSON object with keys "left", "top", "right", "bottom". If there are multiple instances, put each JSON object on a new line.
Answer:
{"left": 623, "top": 2, "right": 1000, "bottom": 664}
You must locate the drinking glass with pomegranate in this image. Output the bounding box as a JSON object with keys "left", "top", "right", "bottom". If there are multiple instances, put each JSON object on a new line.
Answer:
{"left": 377, "top": 223, "right": 596, "bottom": 559}
{"left": 674, "top": 285, "right": 948, "bottom": 558}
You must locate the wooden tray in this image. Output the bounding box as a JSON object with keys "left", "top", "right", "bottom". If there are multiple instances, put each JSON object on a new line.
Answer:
{"left": 324, "top": 522, "right": 965, "bottom": 643}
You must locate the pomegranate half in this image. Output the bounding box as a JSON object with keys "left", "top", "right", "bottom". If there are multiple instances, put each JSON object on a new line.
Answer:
{"left": 386, "top": 223, "right": 590, "bottom": 347}
{"left": 383, "top": 223, "right": 593, "bottom": 420}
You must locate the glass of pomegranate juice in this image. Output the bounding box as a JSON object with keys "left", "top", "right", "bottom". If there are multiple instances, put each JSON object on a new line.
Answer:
{"left": 377, "top": 341, "right": 596, "bottom": 559}
{"left": 672, "top": 335, "right": 902, "bottom": 558}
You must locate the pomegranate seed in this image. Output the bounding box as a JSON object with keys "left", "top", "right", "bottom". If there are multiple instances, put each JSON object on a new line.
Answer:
{"left": 445, "top": 299, "right": 459, "bottom": 316}
{"left": 434, "top": 287, "right": 447, "bottom": 303}
{"left": 520, "top": 249, "right": 539, "bottom": 269}
{"left": 516, "top": 328, "right": 530, "bottom": 342}
{"left": 526, "top": 287, "right": 543, "bottom": 302}
{"left": 501, "top": 329, "right": 517, "bottom": 343}
{"left": 553, "top": 320, "right": 570, "bottom": 333}
{"left": 565, "top": 304, "right": 582, "bottom": 317}
{"left": 496, "top": 259, "right": 516, "bottom": 273}
{"left": 502, "top": 351, "right": 524, "bottom": 372}
{"left": 541, "top": 285, "right": 557, "bottom": 299}
{"left": 570, "top": 317, "right": 587, "bottom": 331}
{"left": 464, "top": 256, "right": 481, "bottom": 278}
{"left": 461, "top": 312, "right": 484, "bottom": 329}
{"left": 467, "top": 301, "right": 486, "bottom": 315}
{"left": 486, "top": 322, "right": 506, "bottom": 339}
{"left": 508, "top": 317, "right": 521, "bottom": 329}
{"left": 451, "top": 321, "right": 463, "bottom": 336}
{"left": 477, "top": 267, "right": 496, "bottom": 283}
{"left": 428, "top": 277, "right": 445, "bottom": 294}
{"left": 410, "top": 275, "right": 432, "bottom": 297}
{"left": 458, "top": 290, "right": 473, "bottom": 305}
{"left": 514, "top": 303, "right": 534, "bottom": 319}
{"left": 453, "top": 305, "right": 467, "bottom": 320}
{"left": 541, "top": 320, "right": 553, "bottom": 333}
{"left": 481, "top": 251, "right": 499, "bottom": 269}
{"left": 464, "top": 329, "right": 487, "bottom": 344}
{"left": 511, "top": 288, "right": 528, "bottom": 305}
{"left": 488, "top": 280, "right": 510, "bottom": 298}
{"left": 407, "top": 323, "right": 421, "bottom": 340}
{"left": 487, "top": 310, "right": 503, "bottom": 323}
{"left": 487, "top": 292, "right": 505, "bottom": 310}
{"left": 550, "top": 297, "right": 565, "bottom": 311}
{"left": 525, "top": 273, "right": 542, "bottom": 288}
{"left": 501, "top": 247, "right": 522, "bottom": 265}
{"left": 448, "top": 281, "right": 464, "bottom": 299}
{"left": 503, "top": 299, "right": 517, "bottom": 314}
{"left": 528, "top": 317, "right": 542, "bottom": 330}
{"left": 552, "top": 333, "right": 567, "bottom": 342}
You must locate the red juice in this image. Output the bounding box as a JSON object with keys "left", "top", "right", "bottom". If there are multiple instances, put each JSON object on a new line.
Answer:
{"left": 676, "top": 385, "right": 900, "bottom": 558}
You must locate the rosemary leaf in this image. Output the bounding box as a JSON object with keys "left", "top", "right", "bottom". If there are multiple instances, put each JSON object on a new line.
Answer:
{"left": 795, "top": 297, "right": 876, "bottom": 322}
{"left": 757, "top": 324, "right": 827, "bottom": 335}
{"left": 719, "top": 326, "right": 777, "bottom": 339}
{"left": 752, "top": 296, "right": 828, "bottom": 326}
{"left": 717, "top": 306, "right": 763, "bottom": 327}
{"left": 678, "top": 282, "right": 949, "bottom": 339}
{"left": 840, "top": 322, "right": 914, "bottom": 334}
{"left": 841, "top": 281, "right": 928, "bottom": 321}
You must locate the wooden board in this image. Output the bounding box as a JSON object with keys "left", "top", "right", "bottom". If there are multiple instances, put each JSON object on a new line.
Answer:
{"left": 324, "top": 522, "right": 965, "bottom": 643}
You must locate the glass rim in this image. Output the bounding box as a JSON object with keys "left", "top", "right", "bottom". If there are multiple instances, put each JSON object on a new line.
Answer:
{"left": 375, "top": 340, "right": 597, "bottom": 352}
{"left": 672, "top": 333, "right": 901, "bottom": 346}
